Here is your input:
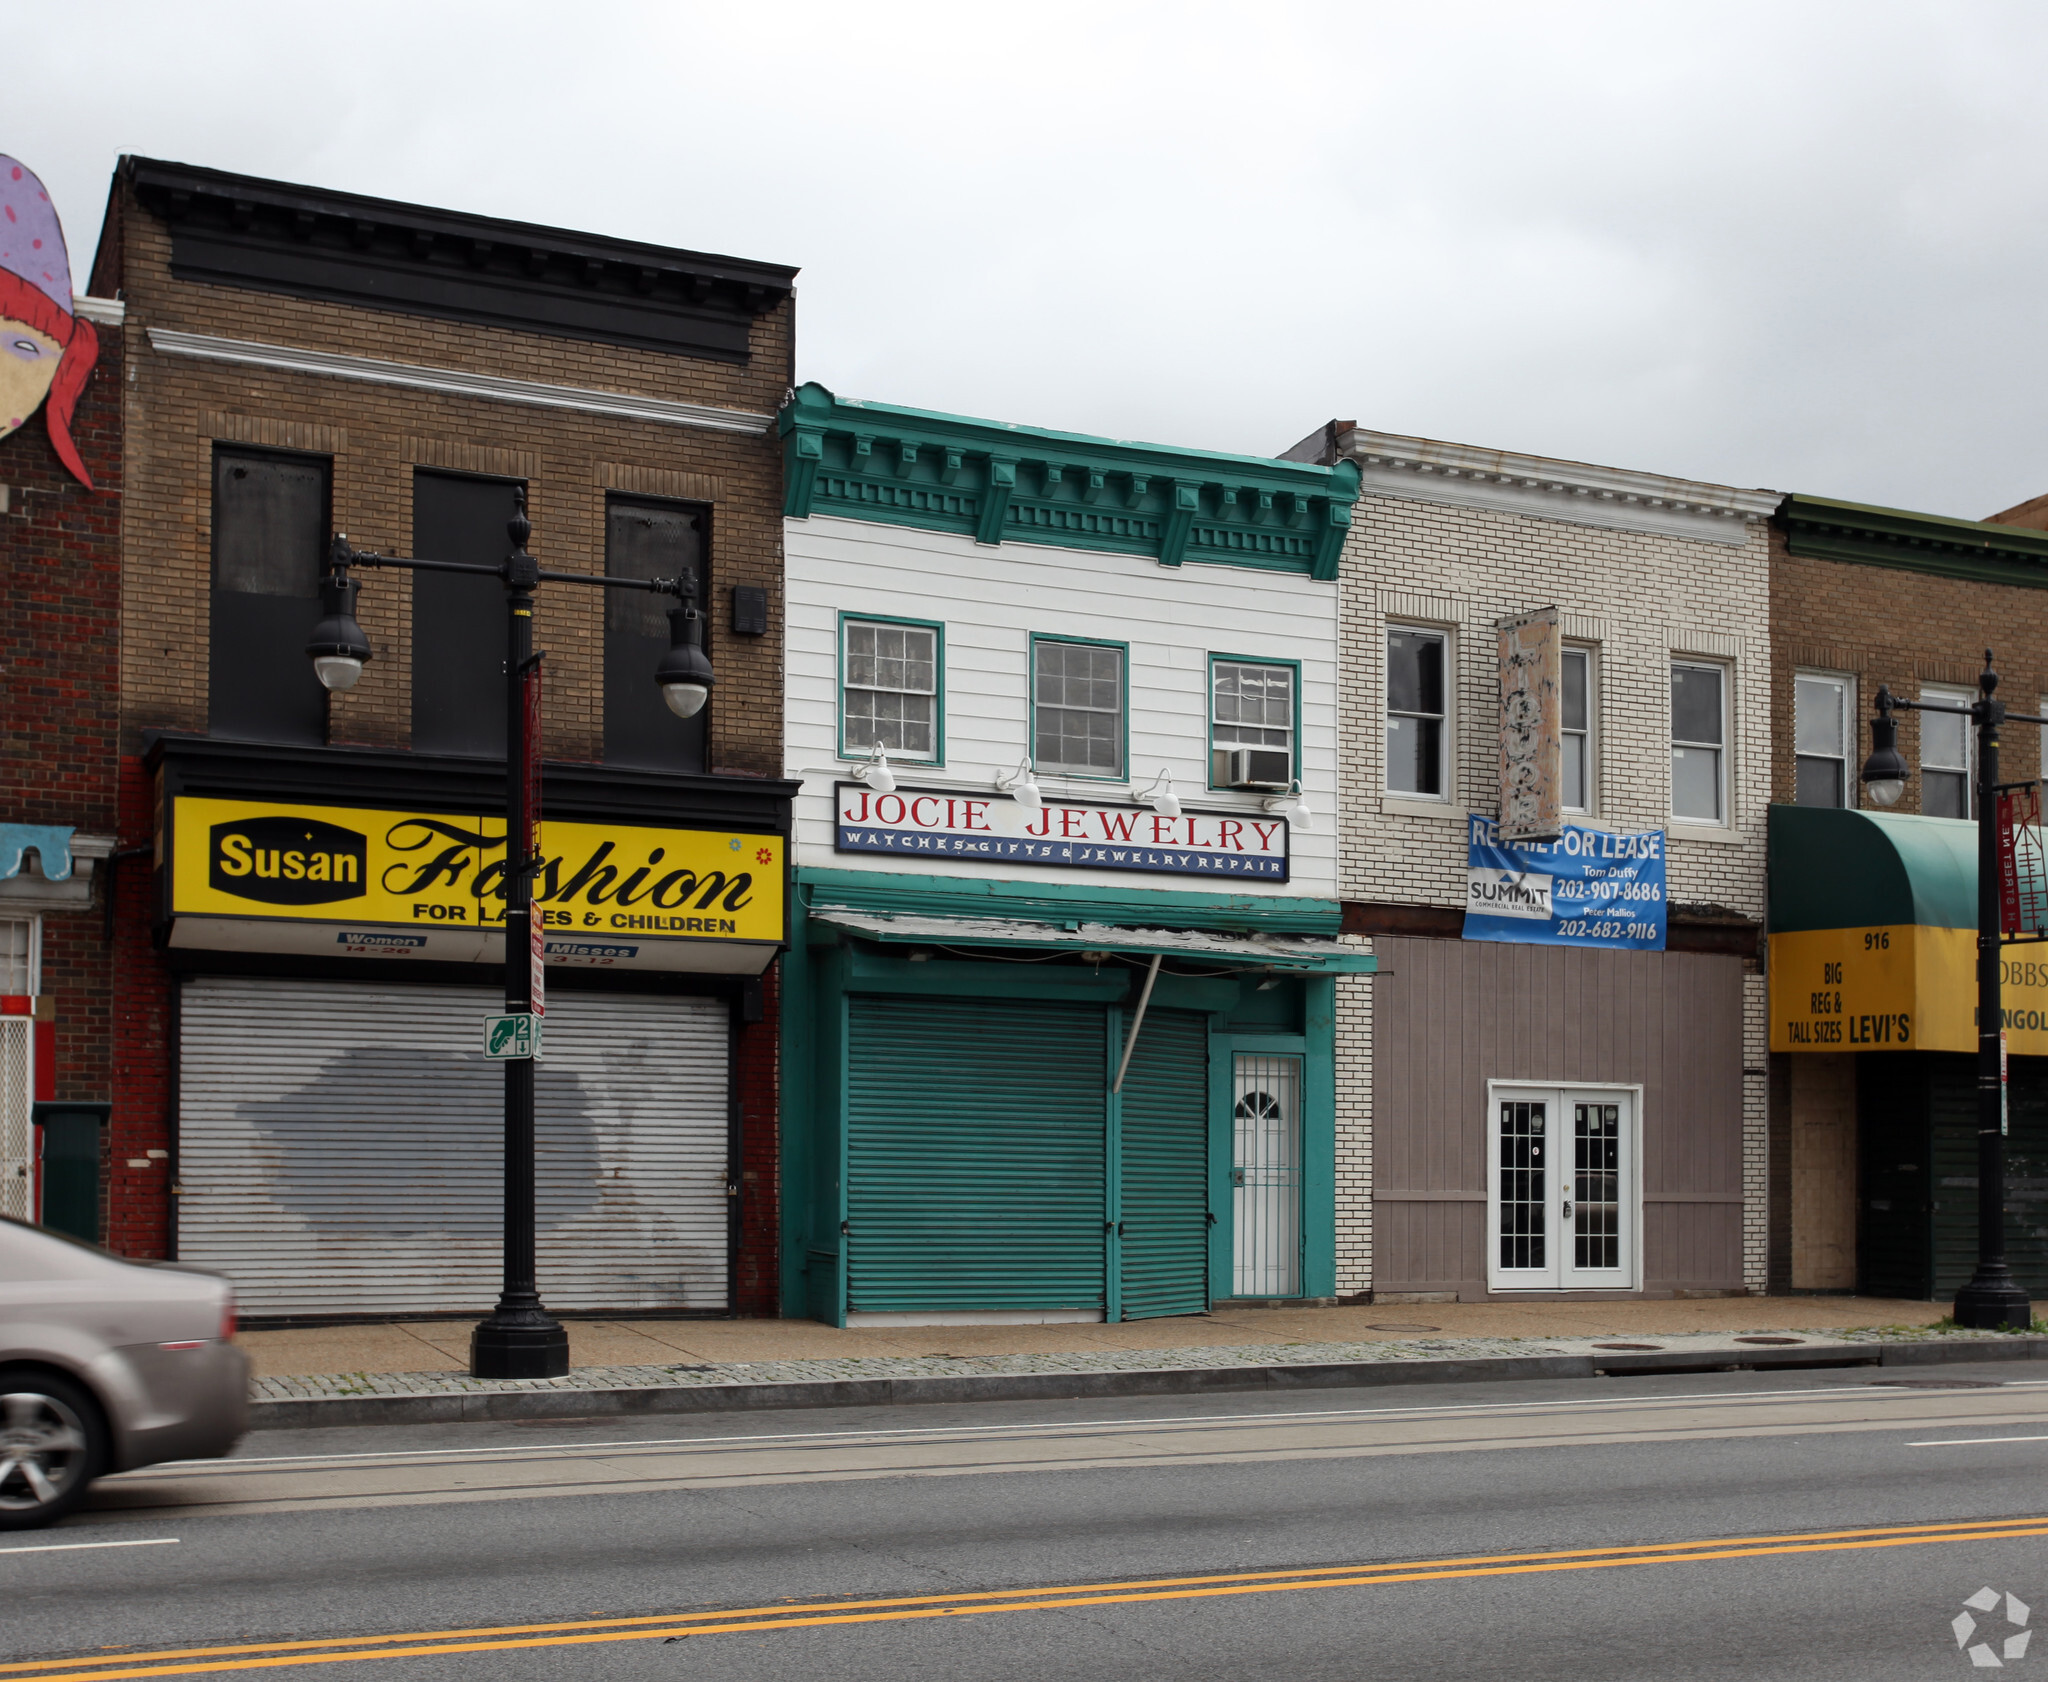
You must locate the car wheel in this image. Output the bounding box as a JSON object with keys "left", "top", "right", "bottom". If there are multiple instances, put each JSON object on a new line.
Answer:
{"left": 0, "top": 1370, "right": 106, "bottom": 1530}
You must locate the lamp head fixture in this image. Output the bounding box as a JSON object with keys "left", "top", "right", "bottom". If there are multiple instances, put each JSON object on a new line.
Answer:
{"left": 1860, "top": 686, "right": 1908, "bottom": 808}
{"left": 854, "top": 744, "right": 897, "bottom": 795}
{"left": 995, "top": 756, "right": 1042, "bottom": 812}
{"left": 1264, "top": 779, "right": 1314, "bottom": 831}
{"left": 305, "top": 547, "right": 373, "bottom": 693}
{"left": 653, "top": 602, "right": 714, "bottom": 719}
{"left": 1138, "top": 770, "right": 1180, "bottom": 818}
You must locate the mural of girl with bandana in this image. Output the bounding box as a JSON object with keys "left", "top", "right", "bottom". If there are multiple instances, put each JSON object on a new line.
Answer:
{"left": 0, "top": 156, "right": 100, "bottom": 491}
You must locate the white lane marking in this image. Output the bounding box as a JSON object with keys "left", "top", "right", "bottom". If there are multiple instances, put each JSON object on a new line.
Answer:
{"left": 0, "top": 1537, "right": 180, "bottom": 1556}
{"left": 148, "top": 1380, "right": 2048, "bottom": 1473}
{"left": 1909, "top": 1434, "right": 2048, "bottom": 1447}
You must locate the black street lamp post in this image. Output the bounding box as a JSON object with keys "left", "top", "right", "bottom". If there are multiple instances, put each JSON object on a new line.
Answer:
{"left": 1860, "top": 653, "right": 2034, "bottom": 1332}
{"left": 304, "top": 494, "right": 714, "bottom": 1379}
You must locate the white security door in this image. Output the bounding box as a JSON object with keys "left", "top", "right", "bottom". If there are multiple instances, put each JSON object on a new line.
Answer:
{"left": 0, "top": 1018, "right": 29, "bottom": 1222}
{"left": 1488, "top": 1085, "right": 1636, "bottom": 1290}
{"left": 1232, "top": 1054, "right": 1301, "bottom": 1296}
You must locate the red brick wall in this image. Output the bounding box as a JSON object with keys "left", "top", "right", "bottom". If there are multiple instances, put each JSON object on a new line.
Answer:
{"left": 0, "top": 314, "right": 123, "bottom": 1236}
{"left": 733, "top": 961, "right": 780, "bottom": 1315}
{"left": 106, "top": 755, "right": 173, "bottom": 1258}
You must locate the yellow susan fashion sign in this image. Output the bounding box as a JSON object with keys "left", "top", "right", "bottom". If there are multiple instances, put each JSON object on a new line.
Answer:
{"left": 169, "top": 798, "right": 783, "bottom": 944}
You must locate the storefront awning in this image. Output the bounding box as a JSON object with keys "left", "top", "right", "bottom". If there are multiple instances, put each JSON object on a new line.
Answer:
{"left": 1768, "top": 804, "right": 2040, "bottom": 1054}
{"left": 808, "top": 906, "right": 1378, "bottom": 972}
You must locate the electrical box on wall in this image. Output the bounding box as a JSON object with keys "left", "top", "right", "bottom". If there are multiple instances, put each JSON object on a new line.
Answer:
{"left": 731, "top": 586, "right": 768, "bottom": 636}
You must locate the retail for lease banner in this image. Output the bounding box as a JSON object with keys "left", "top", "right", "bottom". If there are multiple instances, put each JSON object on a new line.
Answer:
{"left": 1463, "top": 814, "right": 1666, "bottom": 951}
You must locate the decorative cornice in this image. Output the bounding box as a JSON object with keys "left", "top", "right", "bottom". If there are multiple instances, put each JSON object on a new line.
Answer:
{"left": 780, "top": 382, "right": 1360, "bottom": 579}
{"left": 125, "top": 155, "right": 794, "bottom": 364}
{"left": 146, "top": 329, "right": 775, "bottom": 434}
{"left": 1337, "top": 426, "right": 1779, "bottom": 547}
{"left": 71, "top": 295, "right": 125, "bottom": 326}
{"left": 1779, "top": 493, "right": 2048, "bottom": 590}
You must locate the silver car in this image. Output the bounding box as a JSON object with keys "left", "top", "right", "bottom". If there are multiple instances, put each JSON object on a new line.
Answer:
{"left": 0, "top": 1216, "right": 248, "bottom": 1528}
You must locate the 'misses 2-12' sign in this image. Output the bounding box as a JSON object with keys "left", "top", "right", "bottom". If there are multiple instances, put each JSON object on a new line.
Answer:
{"left": 835, "top": 783, "right": 1290, "bottom": 881}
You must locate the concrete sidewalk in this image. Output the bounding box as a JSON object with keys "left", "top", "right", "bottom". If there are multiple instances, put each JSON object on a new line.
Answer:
{"left": 241, "top": 1295, "right": 1951, "bottom": 1380}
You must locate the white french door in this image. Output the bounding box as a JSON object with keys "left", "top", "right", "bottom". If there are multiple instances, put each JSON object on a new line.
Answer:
{"left": 1232, "top": 1054, "right": 1302, "bottom": 1297}
{"left": 1487, "top": 1084, "right": 1638, "bottom": 1291}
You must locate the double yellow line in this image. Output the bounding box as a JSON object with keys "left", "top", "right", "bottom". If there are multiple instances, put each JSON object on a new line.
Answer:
{"left": 7, "top": 1514, "right": 2045, "bottom": 1679}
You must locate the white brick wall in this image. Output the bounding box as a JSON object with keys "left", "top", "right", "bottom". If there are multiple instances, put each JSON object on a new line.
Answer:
{"left": 1335, "top": 482, "right": 1773, "bottom": 1296}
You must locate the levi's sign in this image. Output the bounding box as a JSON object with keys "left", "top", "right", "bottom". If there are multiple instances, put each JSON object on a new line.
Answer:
{"left": 170, "top": 797, "right": 784, "bottom": 943}
{"left": 835, "top": 783, "right": 1289, "bottom": 881}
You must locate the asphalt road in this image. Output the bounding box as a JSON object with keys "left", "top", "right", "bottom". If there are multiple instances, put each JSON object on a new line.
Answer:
{"left": 6, "top": 1362, "right": 2048, "bottom": 1680}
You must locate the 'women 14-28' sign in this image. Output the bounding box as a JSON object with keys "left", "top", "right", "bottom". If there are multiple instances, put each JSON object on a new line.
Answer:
{"left": 835, "top": 784, "right": 1290, "bottom": 881}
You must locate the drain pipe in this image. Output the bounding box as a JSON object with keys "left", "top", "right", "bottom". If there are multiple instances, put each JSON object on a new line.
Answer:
{"left": 1111, "top": 954, "right": 1163, "bottom": 1094}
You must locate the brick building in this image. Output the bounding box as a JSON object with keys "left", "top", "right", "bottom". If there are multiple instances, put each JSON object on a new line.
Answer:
{"left": 1285, "top": 422, "right": 1779, "bottom": 1301}
{"left": 84, "top": 156, "right": 797, "bottom": 1318}
{"left": 0, "top": 285, "right": 123, "bottom": 1244}
{"left": 1767, "top": 495, "right": 2048, "bottom": 1301}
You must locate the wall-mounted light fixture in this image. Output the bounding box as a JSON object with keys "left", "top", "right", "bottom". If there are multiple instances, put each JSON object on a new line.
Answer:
{"left": 1264, "top": 779, "right": 1313, "bottom": 831}
{"left": 994, "top": 756, "right": 1042, "bottom": 811}
{"left": 1137, "top": 770, "right": 1180, "bottom": 818}
{"left": 851, "top": 744, "right": 897, "bottom": 795}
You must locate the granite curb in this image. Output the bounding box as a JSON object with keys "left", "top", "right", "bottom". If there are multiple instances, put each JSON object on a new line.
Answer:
{"left": 243, "top": 1334, "right": 2048, "bottom": 1431}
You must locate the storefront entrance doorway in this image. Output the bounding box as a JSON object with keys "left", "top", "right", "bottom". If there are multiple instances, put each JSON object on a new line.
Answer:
{"left": 1233, "top": 1054, "right": 1302, "bottom": 1296}
{"left": 1487, "top": 1083, "right": 1640, "bottom": 1291}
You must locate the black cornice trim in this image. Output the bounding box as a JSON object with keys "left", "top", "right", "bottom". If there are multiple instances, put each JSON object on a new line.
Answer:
{"left": 125, "top": 156, "right": 797, "bottom": 363}
{"left": 145, "top": 734, "right": 797, "bottom": 833}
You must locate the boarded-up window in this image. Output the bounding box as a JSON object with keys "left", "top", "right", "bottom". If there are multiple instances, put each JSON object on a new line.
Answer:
{"left": 605, "top": 497, "right": 707, "bottom": 772}
{"left": 209, "top": 448, "right": 331, "bottom": 746}
{"left": 411, "top": 472, "right": 522, "bottom": 758}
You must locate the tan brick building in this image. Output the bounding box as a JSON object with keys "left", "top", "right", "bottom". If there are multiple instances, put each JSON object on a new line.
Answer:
{"left": 87, "top": 156, "right": 797, "bottom": 1319}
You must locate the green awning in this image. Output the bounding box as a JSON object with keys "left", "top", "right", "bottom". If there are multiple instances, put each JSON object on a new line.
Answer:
{"left": 1768, "top": 804, "right": 1979, "bottom": 933}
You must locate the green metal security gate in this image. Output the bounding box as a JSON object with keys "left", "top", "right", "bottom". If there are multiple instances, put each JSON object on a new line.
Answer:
{"left": 846, "top": 996, "right": 1108, "bottom": 1315}
{"left": 1119, "top": 1007, "right": 1210, "bottom": 1318}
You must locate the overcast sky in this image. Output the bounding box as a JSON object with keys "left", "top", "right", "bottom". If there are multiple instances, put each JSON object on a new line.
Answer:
{"left": 12, "top": 1, "right": 2046, "bottom": 518}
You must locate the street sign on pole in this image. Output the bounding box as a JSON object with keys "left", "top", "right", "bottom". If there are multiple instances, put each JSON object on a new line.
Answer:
{"left": 483, "top": 1013, "right": 541, "bottom": 1061}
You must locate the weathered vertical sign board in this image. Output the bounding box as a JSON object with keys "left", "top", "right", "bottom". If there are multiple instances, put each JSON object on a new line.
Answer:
{"left": 1498, "top": 606, "right": 1562, "bottom": 843}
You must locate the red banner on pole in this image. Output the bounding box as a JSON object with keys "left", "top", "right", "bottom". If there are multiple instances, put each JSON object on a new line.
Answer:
{"left": 524, "top": 655, "right": 545, "bottom": 1016}
{"left": 1997, "top": 782, "right": 2047, "bottom": 940}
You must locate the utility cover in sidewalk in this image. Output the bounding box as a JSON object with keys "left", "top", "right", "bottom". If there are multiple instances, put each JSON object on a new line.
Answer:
{"left": 483, "top": 1013, "right": 541, "bottom": 1060}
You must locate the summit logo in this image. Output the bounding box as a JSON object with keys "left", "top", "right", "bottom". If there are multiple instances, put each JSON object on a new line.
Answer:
{"left": 1466, "top": 867, "right": 1553, "bottom": 921}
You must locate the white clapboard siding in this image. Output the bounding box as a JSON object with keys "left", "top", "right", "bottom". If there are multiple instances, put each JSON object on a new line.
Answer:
{"left": 178, "top": 977, "right": 728, "bottom": 1317}
{"left": 785, "top": 514, "right": 1338, "bottom": 899}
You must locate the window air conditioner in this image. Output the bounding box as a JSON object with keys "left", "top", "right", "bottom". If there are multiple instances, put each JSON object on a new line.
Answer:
{"left": 1221, "top": 747, "right": 1292, "bottom": 791}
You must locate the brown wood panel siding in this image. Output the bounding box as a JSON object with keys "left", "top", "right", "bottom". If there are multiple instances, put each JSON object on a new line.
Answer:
{"left": 1372, "top": 936, "right": 1745, "bottom": 1295}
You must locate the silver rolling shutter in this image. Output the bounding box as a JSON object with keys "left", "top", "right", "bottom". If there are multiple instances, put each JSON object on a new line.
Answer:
{"left": 178, "top": 976, "right": 729, "bottom": 1317}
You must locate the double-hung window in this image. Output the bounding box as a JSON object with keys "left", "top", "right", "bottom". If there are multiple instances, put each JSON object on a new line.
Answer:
{"left": 841, "top": 618, "right": 940, "bottom": 761}
{"left": 1211, "top": 660, "right": 1295, "bottom": 787}
{"left": 1033, "top": 638, "right": 1124, "bottom": 777}
{"left": 1794, "top": 673, "right": 1852, "bottom": 808}
{"left": 1671, "top": 661, "right": 1728, "bottom": 824}
{"left": 1561, "top": 647, "right": 1592, "bottom": 813}
{"left": 1920, "top": 685, "right": 1973, "bottom": 818}
{"left": 210, "top": 447, "right": 331, "bottom": 747}
{"left": 1387, "top": 628, "right": 1447, "bottom": 797}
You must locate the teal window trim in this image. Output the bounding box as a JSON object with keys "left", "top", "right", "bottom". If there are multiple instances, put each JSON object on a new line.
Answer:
{"left": 1030, "top": 631, "right": 1130, "bottom": 783}
{"left": 837, "top": 609, "right": 945, "bottom": 767}
{"left": 1205, "top": 651, "right": 1303, "bottom": 792}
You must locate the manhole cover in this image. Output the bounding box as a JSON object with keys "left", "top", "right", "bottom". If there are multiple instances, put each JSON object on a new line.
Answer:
{"left": 1366, "top": 1324, "right": 1443, "bottom": 1332}
{"left": 1592, "top": 1342, "right": 1664, "bottom": 1351}
{"left": 1734, "top": 1336, "right": 1805, "bottom": 1346}
{"left": 1868, "top": 1378, "right": 2007, "bottom": 1389}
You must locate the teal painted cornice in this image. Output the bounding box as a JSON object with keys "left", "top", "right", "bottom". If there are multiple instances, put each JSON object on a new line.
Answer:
{"left": 1780, "top": 493, "right": 2048, "bottom": 589}
{"left": 779, "top": 382, "right": 1359, "bottom": 580}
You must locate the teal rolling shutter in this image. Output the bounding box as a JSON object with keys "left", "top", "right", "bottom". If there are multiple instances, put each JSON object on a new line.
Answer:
{"left": 1117, "top": 1006, "right": 1210, "bottom": 1319}
{"left": 847, "top": 996, "right": 1106, "bottom": 1314}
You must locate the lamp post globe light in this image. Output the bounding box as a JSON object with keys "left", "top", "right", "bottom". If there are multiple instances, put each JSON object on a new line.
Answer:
{"left": 1861, "top": 656, "right": 2032, "bottom": 1332}
{"left": 305, "top": 493, "right": 712, "bottom": 1379}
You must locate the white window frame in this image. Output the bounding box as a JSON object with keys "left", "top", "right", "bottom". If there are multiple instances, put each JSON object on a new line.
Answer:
{"left": 1670, "top": 659, "right": 1731, "bottom": 828}
{"left": 0, "top": 915, "right": 40, "bottom": 997}
{"left": 839, "top": 616, "right": 941, "bottom": 765}
{"left": 1385, "top": 622, "right": 1452, "bottom": 805}
{"left": 1919, "top": 684, "right": 1974, "bottom": 819}
{"left": 1793, "top": 669, "right": 1854, "bottom": 810}
{"left": 1560, "top": 644, "right": 1595, "bottom": 816}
